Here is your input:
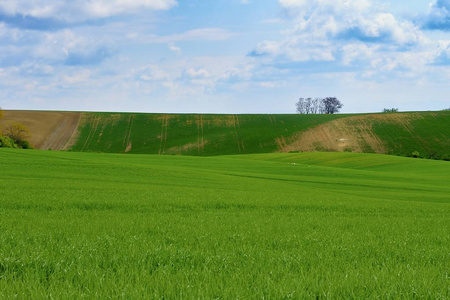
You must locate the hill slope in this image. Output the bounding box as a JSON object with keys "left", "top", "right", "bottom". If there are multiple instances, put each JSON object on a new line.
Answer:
{"left": 2, "top": 110, "right": 449, "bottom": 158}
{"left": 285, "top": 111, "right": 450, "bottom": 159}
{"left": 70, "top": 113, "right": 347, "bottom": 155}
{"left": 1, "top": 110, "right": 80, "bottom": 150}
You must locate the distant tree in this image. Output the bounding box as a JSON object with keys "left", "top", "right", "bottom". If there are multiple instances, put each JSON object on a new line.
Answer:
{"left": 383, "top": 108, "right": 399, "bottom": 113}
{"left": 296, "top": 97, "right": 343, "bottom": 114}
{"left": 443, "top": 108, "right": 450, "bottom": 111}
{"left": 311, "top": 98, "right": 322, "bottom": 114}
{"left": 322, "top": 97, "right": 343, "bottom": 114}
{"left": 295, "top": 98, "right": 312, "bottom": 115}
{"left": 4, "top": 122, "right": 30, "bottom": 144}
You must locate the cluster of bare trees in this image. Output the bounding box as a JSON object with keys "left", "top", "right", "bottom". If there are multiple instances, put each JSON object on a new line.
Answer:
{"left": 382, "top": 108, "right": 399, "bottom": 113}
{"left": 296, "top": 97, "right": 343, "bottom": 114}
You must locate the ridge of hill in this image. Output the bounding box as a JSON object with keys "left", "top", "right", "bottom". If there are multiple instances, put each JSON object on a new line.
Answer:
{"left": 2, "top": 110, "right": 449, "bottom": 159}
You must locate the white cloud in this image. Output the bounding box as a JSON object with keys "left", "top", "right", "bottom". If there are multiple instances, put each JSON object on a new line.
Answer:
{"left": 185, "top": 68, "right": 211, "bottom": 78}
{"left": 133, "top": 65, "right": 169, "bottom": 82}
{"left": 0, "top": 0, "right": 177, "bottom": 23}
{"left": 248, "top": 0, "right": 436, "bottom": 79}
{"left": 168, "top": 43, "right": 181, "bottom": 55}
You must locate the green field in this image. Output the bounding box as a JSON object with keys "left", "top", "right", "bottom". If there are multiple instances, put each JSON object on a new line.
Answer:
{"left": 70, "top": 113, "right": 350, "bottom": 155}
{"left": 1, "top": 148, "right": 449, "bottom": 298}
{"left": 68, "top": 111, "right": 450, "bottom": 160}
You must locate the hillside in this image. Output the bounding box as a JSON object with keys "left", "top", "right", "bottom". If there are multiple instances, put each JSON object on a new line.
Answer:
{"left": 2, "top": 110, "right": 449, "bottom": 158}
{"left": 0, "top": 110, "right": 80, "bottom": 150}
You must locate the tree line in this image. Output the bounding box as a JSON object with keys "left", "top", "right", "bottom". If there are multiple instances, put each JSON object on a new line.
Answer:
{"left": 296, "top": 97, "right": 343, "bottom": 114}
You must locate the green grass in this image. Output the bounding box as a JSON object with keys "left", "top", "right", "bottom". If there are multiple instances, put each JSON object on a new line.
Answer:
{"left": 1, "top": 148, "right": 450, "bottom": 298}
{"left": 70, "top": 113, "right": 348, "bottom": 155}
{"left": 69, "top": 111, "right": 450, "bottom": 160}
{"left": 370, "top": 111, "right": 450, "bottom": 159}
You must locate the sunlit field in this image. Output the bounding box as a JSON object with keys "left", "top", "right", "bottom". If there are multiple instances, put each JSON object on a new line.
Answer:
{"left": 1, "top": 149, "right": 449, "bottom": 298}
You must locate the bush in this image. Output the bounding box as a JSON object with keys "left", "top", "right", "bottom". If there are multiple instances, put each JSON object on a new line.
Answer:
{"left": 0, "top": 135, "right": 33, "bottom": 149}
{"left": 17, "top": 139, "right": 33, "bottom": 149}
{"left": 382, "top": 108, "right": 399, "bottom": 113}
{"left": 410, "top": 151, "right": 421, "bottom": 158}
{"left": 0, "top": 136, "right": 17, "bottom": 148}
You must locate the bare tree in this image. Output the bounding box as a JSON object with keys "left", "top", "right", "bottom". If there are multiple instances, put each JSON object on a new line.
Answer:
{"left": 304, "top": 98, "right": 312, "bottom": 114}
{"left": 382, "top": 108, "right": 398, "bottom": 113}
{"left": 322, "top": 97, "right": 343, "bottom": 114}
{"left": 296, "top": 98, "right": 306, "bottom": 114}
{"left": 296, "top": 97, "right": 343, "bottom": 114}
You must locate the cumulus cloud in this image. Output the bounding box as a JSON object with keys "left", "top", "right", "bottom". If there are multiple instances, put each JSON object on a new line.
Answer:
{"left": 0, "top": 26, "right": 115, "bottom": 68}
{"left": 424, "top": 0, "right": 450, "bottom": 30}
{"left": 248, "top": 0, "right": 432, "bottom": 79}
{"left": 0, "top": 0, "right": 177, "bottom": 27}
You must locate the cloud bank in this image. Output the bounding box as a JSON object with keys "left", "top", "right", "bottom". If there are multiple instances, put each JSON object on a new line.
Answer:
{"left": 0, "top": 0, "right": 177, "bottom": 27}
{"left": 247, "top": 0, "right": 448, "bottom": 81}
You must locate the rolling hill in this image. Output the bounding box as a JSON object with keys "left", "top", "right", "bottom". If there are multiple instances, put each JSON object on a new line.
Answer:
{"left": 2, "top": 110, "right": 449, "bottom": 159}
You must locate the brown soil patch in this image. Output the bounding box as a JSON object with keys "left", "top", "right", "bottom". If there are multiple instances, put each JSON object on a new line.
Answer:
{"left": 284, "top": 113, "right": 420, "bottom": 154}
{"left": 211, "top": 115, "right": 237, "bottom": 127}
{"left": 1, "top": 110, "right": 81, "bottom": 150}
{"left": 125, "top": 142, "right": 132, "bottom": 153}
{"left": 166, "top": 140, "right": 209, "bottom": 155}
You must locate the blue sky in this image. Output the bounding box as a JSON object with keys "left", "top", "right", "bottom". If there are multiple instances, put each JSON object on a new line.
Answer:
{"left": 1, "top": 0, "right": 449, "bottom": 113}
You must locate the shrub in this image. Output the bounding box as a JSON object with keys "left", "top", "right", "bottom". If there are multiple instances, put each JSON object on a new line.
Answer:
{"left": 0, "top": 136, "right": 17, "bottom": 148}
{"left": 17, "top": 139, "right": 33, "bottom": 149}
{"left": 411, "top": 151, "right": 421, "bottom": 158}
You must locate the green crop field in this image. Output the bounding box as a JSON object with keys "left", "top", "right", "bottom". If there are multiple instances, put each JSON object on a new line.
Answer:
{"left": 369, "top": 111, "right": 450, "bottom": 159}
{"left": 3, "top": 110, "right": 449, "bottom": 159}
{"left": 1, "top": 148, "right": 449, "bottom": 298}
{"left": 70, "top": 113, "right": 350, "bottom": 155}
{"left": 67, "top": 111, "right": 450, "bottom": 160}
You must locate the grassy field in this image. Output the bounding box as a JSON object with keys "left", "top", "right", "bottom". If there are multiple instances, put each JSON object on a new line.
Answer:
{"left": 1, "top": 148, "right": 449, "bottom": 298}
{"left": 286, "top": 111, "right": 450, "bottom": 159}
{"left": 370, "top": 111, "right": 450, "bottom": 159}
{"left": 69, "top": 111, "right": 450, "bottom": 159}
{"left": 70, "top": 113, "right": 349, "bottom": 155}
{"left": 4, "top": 110, "right": 449, "bottom": 159}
